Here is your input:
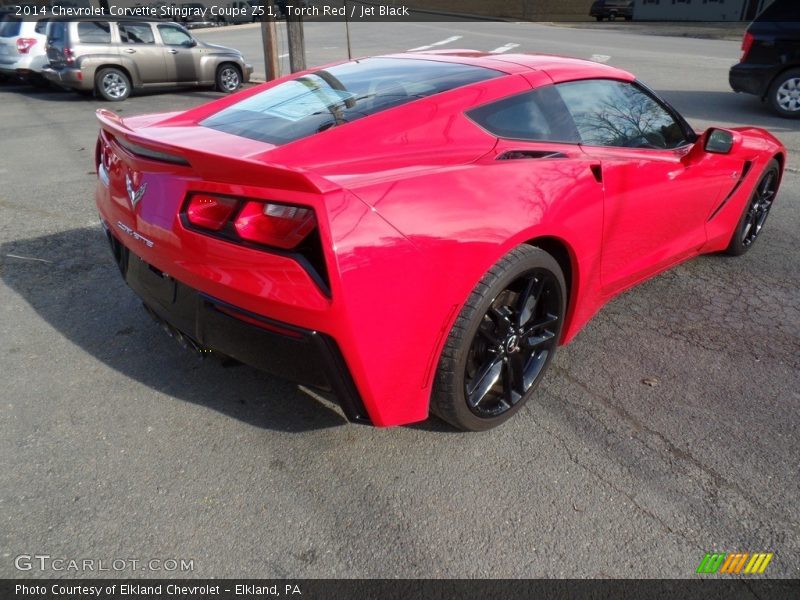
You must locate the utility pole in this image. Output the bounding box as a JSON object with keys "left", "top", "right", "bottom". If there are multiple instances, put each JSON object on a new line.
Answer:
{"left": 260, "top": 1, "right": 280, "bottom": 80}
{"left": 286, "top": 6, "right": 306, "bottom": 73}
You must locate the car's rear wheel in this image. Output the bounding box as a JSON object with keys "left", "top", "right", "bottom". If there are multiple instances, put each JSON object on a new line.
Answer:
{"left": 95, "top": 68, "right": 130, "bottom": 102}
{"left": 768, "top": 69, "right": 800, "bottom": 118}
{"left": 431, "top": 246, "right": 566, "bottom": 431}
{"left": 216, "top": 64, "right": 241, "bottom": 93}
{"left": 725, "top": 159, "right": 780, "bottom": 256}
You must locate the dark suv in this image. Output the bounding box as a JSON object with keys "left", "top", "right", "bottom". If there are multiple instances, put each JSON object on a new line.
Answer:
{"left": 589, "top": 1, "right": 633, "bottom": 22}
{"left": 729, "top": 0, "right": 800, "bottom": 118}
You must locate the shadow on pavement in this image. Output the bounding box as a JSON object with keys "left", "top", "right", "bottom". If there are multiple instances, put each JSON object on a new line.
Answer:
{"left": 0, "top": 226, "right": 353, "bottom": 433}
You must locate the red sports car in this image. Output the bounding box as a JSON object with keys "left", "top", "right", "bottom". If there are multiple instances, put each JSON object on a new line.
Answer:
{"left": 94, "top": 52, "right": 786, "bottom": 430}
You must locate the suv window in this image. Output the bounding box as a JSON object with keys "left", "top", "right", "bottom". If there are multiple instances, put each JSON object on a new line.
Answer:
{"left": 119, "top": 22, "right": 155, "bottom": 44}
{"left": 557, "top": 79, "right": 688, "bottom": 149}
{"left": 0, "top": 17, "right": 22, "bottom": 38}
{"left": 467, "top": 86, "right": 580, "bottom": 143}
{"left": 34, "top": 19, "right": 50, "bottom": 35}
{"left": 158, "top": 24, "right": 193, "bottom": 46}
{"left": 77, "top": 21, "right": 111, "bottom": 44}
{"left": 755, "top": 0, "right": 800, "bottom": 22}
{"left": 48, "top": 20, "right": 66, "bottom": 43}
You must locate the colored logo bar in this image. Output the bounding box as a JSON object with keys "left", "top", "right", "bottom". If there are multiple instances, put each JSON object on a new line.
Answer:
{"left": 696, "top": 552, "right": 774, "bottom": 574}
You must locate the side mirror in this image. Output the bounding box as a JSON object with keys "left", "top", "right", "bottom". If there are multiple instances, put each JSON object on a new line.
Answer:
{"left": 704, "top": 128, "right": 735, "bottom": 154}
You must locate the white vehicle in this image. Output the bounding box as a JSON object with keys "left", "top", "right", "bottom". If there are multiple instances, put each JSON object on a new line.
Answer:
{"left": 0, "top": 16, "right": 51, "bottom": 83}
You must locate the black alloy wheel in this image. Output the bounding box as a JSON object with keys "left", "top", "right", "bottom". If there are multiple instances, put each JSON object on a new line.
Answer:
{"left": 432, "top": 246, "right": 566, "bottom": 431}
{"left": 726, "top": 159, "right": 780, "bottom": 255}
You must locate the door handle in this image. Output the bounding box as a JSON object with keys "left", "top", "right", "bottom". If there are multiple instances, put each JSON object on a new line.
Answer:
{"left": 124, "top": 48, "right": 136, "bottom": 54}
{"left": 168, "top": 49, "right": 178, "bottom": 54}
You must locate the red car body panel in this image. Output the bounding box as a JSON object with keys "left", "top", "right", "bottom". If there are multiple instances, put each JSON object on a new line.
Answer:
{"left": 94, "top": 53, "right": 787, "bottom": 427}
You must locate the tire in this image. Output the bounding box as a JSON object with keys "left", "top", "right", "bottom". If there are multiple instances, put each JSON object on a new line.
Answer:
{"left": 431, "top": 246, "right": 566, "bottom": 431}
{"left": 725, "top": 159, "right": 780, "bottom": 256}
{"left": 95, "top": 67, "right": 130, "bottom": 102}
{"left": 595, "top": 16, "right": 603, "bottom": 21}
{"left": 768, "top": 69, "right": 800, "bottom": 118}
{"left": 216, "top": 64, "right": 241, "bottom": 93}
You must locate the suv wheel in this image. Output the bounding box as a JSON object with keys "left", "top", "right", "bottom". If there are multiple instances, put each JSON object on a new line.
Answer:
{"left": 216, "top": 64, "right": 241, "bottom": 93}
{"left": 95, "top": 68, "right": 130, "bottom": 102}
{"left": 768, "top": 69, "right": 800, "bottom": 118}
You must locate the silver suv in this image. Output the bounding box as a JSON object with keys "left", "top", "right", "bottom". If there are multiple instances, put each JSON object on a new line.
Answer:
{"left": 0, "top": 16, "right": 51, "bottom": 84}
{"left": 42, "top": 18, "right": 252, "bottom": 101}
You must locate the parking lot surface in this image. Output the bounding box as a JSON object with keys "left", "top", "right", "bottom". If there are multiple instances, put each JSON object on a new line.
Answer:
{"left": 0, "top": 21, "right": 798, "bottom": 578}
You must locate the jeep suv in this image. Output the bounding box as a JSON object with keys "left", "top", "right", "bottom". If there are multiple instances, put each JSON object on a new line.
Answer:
{"left": 42, "top": 17, "right": 252, "bottom": 101}
{"left": 729, "top": 0, "right": 800, "bottom": 118}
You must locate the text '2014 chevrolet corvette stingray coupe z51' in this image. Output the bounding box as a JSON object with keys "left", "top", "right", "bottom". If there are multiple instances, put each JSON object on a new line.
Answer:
{"left": 94, "top": 51, "right": 786, "bottom": 430}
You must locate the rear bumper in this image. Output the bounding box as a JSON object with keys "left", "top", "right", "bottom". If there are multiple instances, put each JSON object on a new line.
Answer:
{"left": 42, "top": 66, "right": 90, "bottom": 90}
{"left": 0, "top": 54, "right": 47, "bottom": 75}
{"left": 729, "top": 63, "right": 776, "bottom": 98}
{"left": 104, "top": 226, "right": 371, "bottom": 425}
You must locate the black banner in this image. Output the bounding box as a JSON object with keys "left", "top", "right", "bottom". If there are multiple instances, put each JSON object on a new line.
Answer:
{"left": 2, "top": 579, "right": 800, "bottom": 600}
{"left": 2, "top": 0, "right": 796, "bottom": 24}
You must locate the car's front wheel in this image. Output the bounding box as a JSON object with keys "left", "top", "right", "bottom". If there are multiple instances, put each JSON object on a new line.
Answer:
{"left": 216, "top": 64, "right": 241, "bottom": 93}
{"left": 768, "top": 69, "right": 800, "bottom": 118}
{"left": 431, "top": 246, "right": 566, "bottom": 431}
{"left": 726, "top": 159, "right": 780, "bottom": 256}
{"left": 95, "top": 68, "right": 130, "bottom": 102}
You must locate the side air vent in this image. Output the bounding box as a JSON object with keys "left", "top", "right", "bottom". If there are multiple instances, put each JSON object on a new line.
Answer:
{"left": 496, "top": 150, "right": 568, "bottom": 161}
{"left": 707, "top": 160, "right": 752, "bottom": 221}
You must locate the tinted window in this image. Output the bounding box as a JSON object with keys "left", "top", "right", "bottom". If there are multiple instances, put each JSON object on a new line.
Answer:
{"left": 34, "top": 19, "right": 50, "bottom": 35}
{"left": 557, "top": 80, "right": 687, "bottom": 149}
{"left": 77, "top": 21, "right": 111, "bottom": 44}
{"left": 756, "top": 0, "right": 800, "bottom": 22}
{"left": 467, "top": 86, "right": 580, "bottom": 143}
{"left": 119, "top": 22, "right": 155, "bottom": 44}
{"left": 0, "top": 17, "right": 21, "bottom": 38}
{"left": 202, "top": 57, "right": 503, "bottom": 146}
{"left": 48, "top": 20, "right": 66, "bottom": 43}
{"left": 158, "top": 24, "right": 192, "bottom": 46}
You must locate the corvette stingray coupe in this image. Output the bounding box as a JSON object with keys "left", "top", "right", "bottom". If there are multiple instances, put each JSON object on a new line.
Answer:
{"left": 94, "top": 51, "right": 786, "bottom": 430}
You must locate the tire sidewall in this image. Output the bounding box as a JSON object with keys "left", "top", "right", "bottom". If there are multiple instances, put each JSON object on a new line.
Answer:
{"left": 436, "top": 247, "right": 567, "bottom": 431}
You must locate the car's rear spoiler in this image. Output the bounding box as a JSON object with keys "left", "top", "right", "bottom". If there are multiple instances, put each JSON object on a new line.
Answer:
{"left": 95, "top": 109, "right": 335, "bottom": 195}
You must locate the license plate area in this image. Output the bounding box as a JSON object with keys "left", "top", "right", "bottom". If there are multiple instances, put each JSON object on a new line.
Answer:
{"left": 126, "top": 255, "right": 177, "bottom": 306}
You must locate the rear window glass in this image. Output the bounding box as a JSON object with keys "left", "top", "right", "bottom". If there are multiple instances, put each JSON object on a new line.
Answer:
{"left": 467, "top": 86, "right": 580, "bottom": 143}
{"left": 0, "top": 17, "right": 22, "bottom": 38}
{"left": 756, "top": 0, "right": 800, "bottom": 21}
{"left": 201, "top": 57, "right": 502, "bottom": 146}
{"left": 48, "top": 21, "right": 66, "bottom": 43}
{"left": 34, "top": 19, "right": 50, "bottom": 35}
{"left": 77, "top": 21, "right": 111, "bottom": 44}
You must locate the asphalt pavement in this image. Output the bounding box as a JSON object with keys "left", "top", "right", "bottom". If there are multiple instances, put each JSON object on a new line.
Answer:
{"left": 0, "top": 21, "right": 798, "bottom": 579}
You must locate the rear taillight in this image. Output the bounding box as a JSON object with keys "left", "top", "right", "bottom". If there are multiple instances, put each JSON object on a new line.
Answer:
{"left": 63, "top": 47, "right": 75, "bottom": 64}
{"left": 183, "top": 194, "right": 317, "bottom": 250}
{"left": 234, "top": 202, "right": 316, "bottom": 249}
{"left": 741, "top": 32, "right": 754, "bottom": 61}
{"left": 186, "top": 194, "right": 239, "bottom": 231}
{"left": 16, "top": 38, "right": 37, "bottom": 54}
